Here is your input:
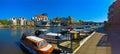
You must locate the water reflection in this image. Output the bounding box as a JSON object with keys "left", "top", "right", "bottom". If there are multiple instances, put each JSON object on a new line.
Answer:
{"left": 11, "top": 27, "right": 18, "bottom": 36}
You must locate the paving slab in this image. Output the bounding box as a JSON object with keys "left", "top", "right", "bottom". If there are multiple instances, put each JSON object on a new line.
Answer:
{"left": 75, "top": 32, "right": 111, "bottom": 54}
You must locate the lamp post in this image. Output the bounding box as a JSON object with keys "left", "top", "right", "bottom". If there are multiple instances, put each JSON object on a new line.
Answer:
{"left": 67, "top": 24, "right": 73, "bottom": 53}
{"left": 70, "top": 30, "right": 73, "bottom": 53}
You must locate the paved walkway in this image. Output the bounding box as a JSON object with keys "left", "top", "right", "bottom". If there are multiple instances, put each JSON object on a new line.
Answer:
{"left": 75, "top": 32, "right": 111, "bottom": 54}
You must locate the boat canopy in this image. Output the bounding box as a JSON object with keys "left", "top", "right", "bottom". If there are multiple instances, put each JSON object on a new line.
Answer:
{"left": 26, "top": 36, "right": 44, "bottom": 43}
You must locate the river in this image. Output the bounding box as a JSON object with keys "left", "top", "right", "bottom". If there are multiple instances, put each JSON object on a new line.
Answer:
{"left": 0, "top": 26, "right": 69, "bottom": 54}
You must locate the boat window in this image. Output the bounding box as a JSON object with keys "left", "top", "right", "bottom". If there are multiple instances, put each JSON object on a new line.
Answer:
{"left": 26, "top": 40, "right": 37, "bottom": 47}
{"left": 56, "top": 35, "right": 64, "bottom": 39}
{"left": 76, "top": 27, "right": 83, "bottom": 29}
{"left": 31, "top": 43, "right": 36, "bottom": 47}
{"left": 46, "top": 35, "right": 55, "bottom": 39}
{"left": 59, "top": 35, "right": 64, "bottom": 39}
{"left": 39, "top": 31, "right": 47, "bottom": 34}
{"left": 38, "top": 42, "right": 41, "bottom": 47}
{"left": 55, "top": 36, "right": 60, "bottom": 39}
{"left": 38, "top": 40, "right": 47, "bottom": 47}
{"left": 85, "top": 26, "right": 90, "bottom": 28}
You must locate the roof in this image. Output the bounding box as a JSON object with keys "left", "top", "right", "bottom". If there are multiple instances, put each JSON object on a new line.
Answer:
{"left": 70, "top": 31, "right": 79, "bottom": 33}
{"left": 36, "top": 15, "right": 48, "bottom": 18}
{"left": 26, "top": 36, "right": 44, "bottom": 42}
{"left": 46, "top": 33, "right": 61, "bottom": 36}
{"left": 39, "top": 29, "right": 47, "bottom": 31}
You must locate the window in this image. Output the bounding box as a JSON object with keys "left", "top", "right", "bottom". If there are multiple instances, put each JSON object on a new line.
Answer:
{"left": 109, "top": 8, "right": 114, "bottom": 11}
{"left": 31, "top": 43, "right": 36, "bottom": 47}
{"left": 108, "top": 11, "right": 114, "bottom": 16}
{"left": 38, "top": 40, "right": 47, "bottom": 47}
{"left": 26, "top": 40, "right": 37, "bottom": 48}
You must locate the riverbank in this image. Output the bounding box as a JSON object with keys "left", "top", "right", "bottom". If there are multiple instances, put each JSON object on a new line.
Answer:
{"left": 0, "top": 25, "right": 9, "bottom": 28}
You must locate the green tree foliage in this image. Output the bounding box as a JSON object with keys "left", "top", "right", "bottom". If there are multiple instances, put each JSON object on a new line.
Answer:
{"left": 104, "top": 21, "right": 107, "bottom": 24}
{"left": 0, "top": 20, "right": 12, "bottom": 25}
{"left": 56, "top": 16, "right": 61, "bottom": 21}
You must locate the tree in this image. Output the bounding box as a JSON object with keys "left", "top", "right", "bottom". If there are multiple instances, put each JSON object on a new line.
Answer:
{"left": 0, "top": 20, "right": 11, "bottom": 25}
{"left": 56, "top": 16, "right": 61, "bottom": 21}
{"left": 104, "top": 21, "right": 107, "bottom": 24}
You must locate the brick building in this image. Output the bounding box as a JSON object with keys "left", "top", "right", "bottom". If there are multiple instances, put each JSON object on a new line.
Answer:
{"left": 106, "top": 0, "right": 120, "bottom": 30}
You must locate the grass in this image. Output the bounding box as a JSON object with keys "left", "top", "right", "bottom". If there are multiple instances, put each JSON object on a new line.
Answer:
{"left": 72, "top": 43, "right": 80, "bottom": 51}
{"left": 72, "top": 33, "right": 91, "bottom": 51}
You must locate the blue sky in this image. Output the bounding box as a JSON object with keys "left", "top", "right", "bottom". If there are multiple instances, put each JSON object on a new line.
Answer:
{"left": 0, "top": 0, "right": 115, "bottom": 22}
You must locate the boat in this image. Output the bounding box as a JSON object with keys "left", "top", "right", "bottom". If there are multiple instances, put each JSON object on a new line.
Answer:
{"left": 73, "top": 25, "right": 94, "bottom": 33}
{"left": 20, "top": 35, "right": 54, "bottom": 54}
{"left": 34, "top": 29, "right": 81, "bottom": 43}
{"left": 34, "top": 29, "right": 71, "bottom": 43}
{"left": 61, "top": 25, "right": 74, "bottom": 31}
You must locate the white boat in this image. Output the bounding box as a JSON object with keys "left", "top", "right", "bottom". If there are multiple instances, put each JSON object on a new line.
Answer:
{"left": 73, "top": 25, "right": 94, "bottom": 33}
{"left": 34, "top": 29, "right": 70, "bottom": 43}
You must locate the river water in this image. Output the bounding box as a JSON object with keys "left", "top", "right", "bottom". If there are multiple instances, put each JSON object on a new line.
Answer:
{"left": 0, "top": 26, "right": 69, "bottom": 54}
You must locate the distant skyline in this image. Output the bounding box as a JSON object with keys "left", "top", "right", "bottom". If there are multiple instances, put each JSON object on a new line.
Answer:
{"left": 0, "top": 0, "right": 115, "bottom": 22}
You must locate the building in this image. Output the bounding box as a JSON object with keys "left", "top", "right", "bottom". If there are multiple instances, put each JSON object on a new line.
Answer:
{"left": 51, "top": 16, "right": 77, "bottom": 26}
{"left": 32, "top": 14, "right": 49, "bottom": 26}
{"left": 20, "top": 18, "right": 26, "bottom": 26}
{"left": 11, "top": 18, "right": 17, "bottom": 25}
{"left": 104, "top": 1, "right": 120, "bottom": 54}
{"left": 32, "top": 14, "right": 48, "bottom": 21}
{"left": 26, "top": 20, "right": 34, "bottom": 26}
{"left": 11, "top": 17, "right": 26, "bottom": 26}
{"left": 106, "top": 0, "right": 120, "bottom": 30}
{"left": 60, "top": 17, "right": 69, "bottom": 26}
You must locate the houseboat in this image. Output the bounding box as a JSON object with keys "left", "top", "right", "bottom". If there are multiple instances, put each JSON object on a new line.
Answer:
{"left": 20, "top": 36, "right": 54, "bottom": 54}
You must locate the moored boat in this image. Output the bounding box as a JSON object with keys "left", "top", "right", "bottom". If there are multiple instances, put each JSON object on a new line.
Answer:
{"left": 20, "top": 36, "right": 54, "bottom": 54}
{"left": 34, "top": 29, "right": 69, "bottom": 43}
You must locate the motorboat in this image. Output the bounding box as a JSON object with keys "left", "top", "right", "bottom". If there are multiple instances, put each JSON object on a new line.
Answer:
{"left": 73, "top": 25, "right": 94, "bottom": 33}
{"left": 34, "top": 29, "right": 81, "bottom": 44}
{"left": 34, "top": 29, "right": 71, "bottom": 43}
{"left": 20, "top": 36, "right": 54, "bottom": 54}
{"left": 62, "top": 25, "right": 74, "bottom": 31}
